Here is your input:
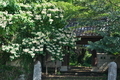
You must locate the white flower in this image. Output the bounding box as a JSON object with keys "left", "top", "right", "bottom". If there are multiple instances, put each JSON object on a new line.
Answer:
{"left": 35, "top": 49, "right": 39, "bottom": 51}
{"left": 60, "top": 14, "right": 64, "bottom": 18}
{"left": 28, "top": 51, "right": 33, "bottom": 53}
{"left": 49, "top": 19, "right": 53, "bottom": 24}
{"left": 55, "top": 16, "right": 59, "bottom": 18}
{"left": 39, "top": 48, "right": 43, "bottom": 51}
{"left": 15, "top": 48, "right": 19, "bottom": 50}
{"left": 51, "top": 57, "right": 55, "bottom": 60}
{"left": 3, "top": 11, "right": 8, "bottom": 15}
{"left": 9, "top": 22, "right": 13, "bottom": 24}
{"left": 10, "top": 50, "right": 16, "bottom": 54}
{"left": 20, "top": 4, "right": 31, "bottom": 8}
{"left": 31, "top": 47, "right": 35, "bottom": 51}
{"left": 31, "top": 53, "right": 35, "bottom": 58}
{"left": 2, "top": 48, "right": 5, "bottom": 51}
{"left": 40, "top": 39, "right": 44, "bottom": 43}
{"left": 2, "top": 2, "right": 7, "bottom": 6}
{"left": 54, "top": 8, "right": 59, "bottom": 11}
{"left": 49, "top": 19, "right": 53, "bottom": 22}
{"left": 36, "top": 42, "right": 40, "bottom": 45}
{"left": 32, "top": 40, "right": 37, "bottom": 43}
{"left": 47, "top": 14, "right": 51, "bottom": 17}
{"left": 56, "top": 53, "right": 59, "bottom": 55}
{"left": 36, "top": 4, "right": 42, "bottom": 7}
{"left": 41, "top": 10, "right": 46, "bottom": 14}
{"left": 31, "top": 53, "right": 35, "bottom": 56}
{"left": 35, "top": 15, "right": 41, "bottom": 20}
{"left": 48, "top": 8, "right": 59, "bottom": 12}
{"left": 53, "top": 39, "right": 57, "bottom": 41}
{"left": 2, "top": 45, "right": 5, "bottom": 48}
{"left": 14, "top": 54, "right": 19, "bottom": 57}
{"left": 10, "top": 56, "right": 14, "bottom": 59}
{"left": 57, "top": 50, "right": 61, "bottom": 53}
{"left": 29, "top": 20, "right": 34, "bottom": 23}
{"left": 36, "top": 37, "right": 41, "bottom": 39}
{"left": 29, "top": 42, "right": 32, "bottom": 44}
{"left": 23, "top": 49, "right": 29, "bottom": 52}
{"left": 22, "top": 39, "right": 25, "bottom": 42}
{"left": 52, "top": 52, "right": 55, "bottom": 54}
{"left": 22, "top": 42, "right": 26, "bottom": 45}
{"left": 43, "top": 9, "right": 47, "bottom": 11}
{"left": 26, "top": 11, "right": 32, "bottom": 14}
{"left": 36, "top": 32, "right": 42, "bottom": 35}
{"left": 60, "top": 58, "right": 63, "bottom": 60}
{"left": 8, "top": 46, "right": 13, "bottom": 49}
{"left": 0, "top": 21, "right": 7, "bottom": 28}
{"left": 15, "top": 44, "right": 19, "bottom": 46}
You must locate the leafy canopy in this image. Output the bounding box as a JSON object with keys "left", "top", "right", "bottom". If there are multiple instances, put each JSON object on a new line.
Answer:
{"left": 76, "top": 0, "right": 120, "bottom": 55}
{"left": 0, "top": 1, "right": 76, "bottom": 61}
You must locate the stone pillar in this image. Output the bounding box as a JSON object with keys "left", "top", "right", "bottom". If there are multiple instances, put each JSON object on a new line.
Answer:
{"left": 33, "top": 61, "right": 41, "bottom": 80}
{"left": 108, "top": 62, "right": 117, "bottom": 80}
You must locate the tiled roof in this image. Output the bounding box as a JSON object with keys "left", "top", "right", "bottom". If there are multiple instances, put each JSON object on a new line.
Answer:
{"left": 65, "top": 18, "right": 107, "bottom": 37}
{"left": 65, "top": 21, "right": 99, "bottom": 37}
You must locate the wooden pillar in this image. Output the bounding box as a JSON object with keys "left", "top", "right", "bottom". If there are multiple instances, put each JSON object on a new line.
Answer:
{"left": 91, "top": 50, "right": 97, "bottom": 66}
{"left": 62, "top": 53, "right": 69, "bottom": 66}
{"left": 60, "top": 46, "right": 70, "bottom": 71}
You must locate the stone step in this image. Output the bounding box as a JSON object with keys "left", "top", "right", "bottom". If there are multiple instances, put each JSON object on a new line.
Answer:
{"left": 42, "top": 75, "right": 107, "bottom": 80}
{"left": 59, "top": 72, "right": 106, "bottom": 76}
{"left": 42, "top": 66, "right": 91, "bottom": 73}
{"left": 42, "top": 66, "right": 107, "bottom": 75}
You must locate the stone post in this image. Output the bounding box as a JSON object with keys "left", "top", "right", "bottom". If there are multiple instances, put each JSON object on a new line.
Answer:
{"left": 33, "top": 61, "right": 42, "bottom": 80}
{"left": 108, "top": 61, "right": 117, "bottom": 80}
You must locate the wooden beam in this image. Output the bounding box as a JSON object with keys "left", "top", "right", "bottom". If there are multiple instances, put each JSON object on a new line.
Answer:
{"left": 76, "top": 36, "right": 103, "bottom": 45}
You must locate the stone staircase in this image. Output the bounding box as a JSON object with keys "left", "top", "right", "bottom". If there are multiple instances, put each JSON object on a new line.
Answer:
{"left": 91, "top": 62, "right": 108, "bottom": 72}
{"left": 42, "top": 66, "right": 107, "bottom": 80}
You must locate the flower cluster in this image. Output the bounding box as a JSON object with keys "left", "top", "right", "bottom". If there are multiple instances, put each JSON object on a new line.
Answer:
{"left": 2, "top": 44, "right": 20, "bottom": 60}
{"left": 44, "top": 28, "right": 75, "bottom": 61}
{"left": 46, "top": 44, "right": 63, "bottom": 61}
{"left": 0, "top": 11, "right": 12, "bottom": 28}
{"left": 0, "top": 1, "right": 7, "bottom": 8}
{"left": 33, "top": 3, "right": 64, "bottom": 25}
{"left": 22, "top": 38, "right": 44, "bottom": 58}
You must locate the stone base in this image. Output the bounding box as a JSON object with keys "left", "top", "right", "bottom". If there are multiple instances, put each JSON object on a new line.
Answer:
{"left": 60, "top": 66, "right": 68, "bottom": 71}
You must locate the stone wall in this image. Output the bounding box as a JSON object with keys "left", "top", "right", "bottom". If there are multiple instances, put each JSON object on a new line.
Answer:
{"left": 45, "top": 60, "right": 62, "bottom": 68}
{"left": 97, "top": 53, "right": 120, "bottom": 69}
{"left": 97, "top": 53, "right": 115, "bottom": 68}
{"left": 44, "top": 55, "right": 62, "bottom": 67}
{"left": 115, "top": 56, "right": 120, "bottom": 68}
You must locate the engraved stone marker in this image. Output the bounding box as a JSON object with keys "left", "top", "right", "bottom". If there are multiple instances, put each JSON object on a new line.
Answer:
{"left": 108, "top": 61, "right": 117, "bottom": 80}
{"left": 33, "top": 61, "right": 41, "bottom": 80}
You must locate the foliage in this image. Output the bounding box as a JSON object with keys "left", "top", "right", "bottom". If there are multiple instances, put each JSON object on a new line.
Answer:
{"left": 70, "top": 0, "right": 120, "bottom": 55}
{"left": 0, "top": 1, "right": 76, "bottom": 63}
{"left": 0, "top": 65, "right": 23, "bottom": 80}
{"left": 69, "top": 47, "right": 92, "bottom": 67}
{"left": 87, "top": 0, "right": 120, "bottom": 55}
{"left": 56, "top": 1, "right": 84, "bottom": 20}
{"left": 82, "top": 50, "right": 92, "bottom": 66}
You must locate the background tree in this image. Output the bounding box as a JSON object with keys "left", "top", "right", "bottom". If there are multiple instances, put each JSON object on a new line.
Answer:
{"left": 72, "top": 0, "right": 120, "bottom": 55}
